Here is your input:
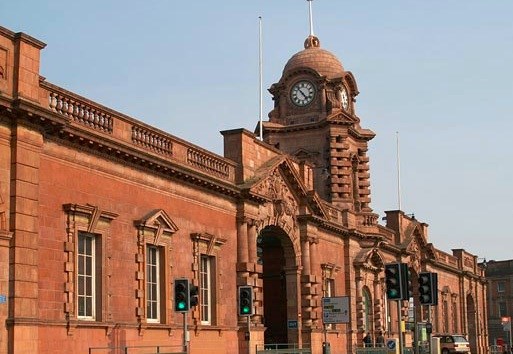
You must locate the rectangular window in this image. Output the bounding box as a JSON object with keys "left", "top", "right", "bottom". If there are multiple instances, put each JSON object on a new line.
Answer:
{"left": 499, "top": 302, "right": 507, "bottom": 317}
{"left": 78, "top": 232, "right": 96, "bottom": 319}
{"left": 498, "top": 281, "right": 506, "bottom": 293}
{"left": 146, "top": 245, "right": 160, "bottom": 322}
{"left": 200, "top": 255, "right": 214, "bottom": 325}
{"left": 326, "top": 278, "right": 335, "bottom": 297}
{"left": 325, "top": 278, "right": 335, "bottom": 329}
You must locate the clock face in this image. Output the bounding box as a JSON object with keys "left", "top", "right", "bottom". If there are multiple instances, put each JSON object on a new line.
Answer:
{"left": 291, "top": 81, "right": 315, "bottom": 107}
{"left": 340, "top": 86, "right": 349, "bottom": 111}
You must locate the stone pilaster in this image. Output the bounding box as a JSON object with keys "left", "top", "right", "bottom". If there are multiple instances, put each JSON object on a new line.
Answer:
{"left": 9, "top": 122, "right": 43, "bottom": 353}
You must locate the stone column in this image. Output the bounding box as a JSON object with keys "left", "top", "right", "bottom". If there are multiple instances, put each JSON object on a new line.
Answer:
{"left": 237, "top": 217, "right": 249, "bottom": 264}
{"left": 309, "top": 238, "right": 319, "bottom": 275}
{"left": 301, "top": 237, "right": 311, "bottom": 275}
{"left": 247, "top": 220, "right": 257, "bottom": 264}
{"left": 356, "top": 274, "right": 364, "bottom": 333}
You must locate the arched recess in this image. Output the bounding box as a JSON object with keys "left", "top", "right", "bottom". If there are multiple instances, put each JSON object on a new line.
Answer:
{"left": 354, "top": 246, "right": 386, "bottom": 336}
{"left": 362, "top": 287, "right": 373, "bottom": 333}
{"left": 257, "top": 225, "right": 300, "bottom": 346}
{"left": 466, "top": 294, "right": 477, "bottom": 353}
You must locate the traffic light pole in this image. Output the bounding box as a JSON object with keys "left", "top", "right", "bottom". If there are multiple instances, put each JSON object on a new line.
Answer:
{"left": 183, "top": 312, "right": 189, "bottom": 353}
{"left": 247, "top": 315, "right": 251, "bottom": 354}
{"left": 397, "top": 300, "right": 404, "bottom": 354}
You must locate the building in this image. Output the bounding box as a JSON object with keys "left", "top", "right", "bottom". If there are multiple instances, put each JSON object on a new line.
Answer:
{"left": 485, "top": 259, "right": 513, "bottom": 348}
{"left": 0, "top": 24, "right": 488, "bottom": 354}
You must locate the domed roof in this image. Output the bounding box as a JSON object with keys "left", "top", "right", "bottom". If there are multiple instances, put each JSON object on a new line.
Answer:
{"left": 283, "top": 35, "right": 344, "bottom": 79}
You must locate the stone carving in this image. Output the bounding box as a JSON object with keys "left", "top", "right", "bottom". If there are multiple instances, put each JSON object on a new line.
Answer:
{"left": 256, "top": 168, "right": 298, "bottom": 236}
{"left": 407, "top": 235, "right": 422, "bottom": 273}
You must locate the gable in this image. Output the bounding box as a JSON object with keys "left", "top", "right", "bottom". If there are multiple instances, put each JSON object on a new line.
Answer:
{"left": 244, "top": 156, "right": 327, "bottom": 219}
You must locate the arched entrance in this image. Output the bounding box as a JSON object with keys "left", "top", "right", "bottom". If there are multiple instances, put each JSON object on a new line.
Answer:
{"left": 257, "top": 225, "right": 299, "bottom": 346}
{"left": 467, "top": 294, "right": 477, "bottom": 353}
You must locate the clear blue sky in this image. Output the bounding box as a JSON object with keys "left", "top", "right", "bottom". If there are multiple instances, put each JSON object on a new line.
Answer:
{"left": 2, "top": 1, "right": 512, "bottom": 261}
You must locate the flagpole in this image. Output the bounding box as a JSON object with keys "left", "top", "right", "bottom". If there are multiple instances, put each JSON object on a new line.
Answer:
{"left": 396, "top": 131, "right": 402, "bottom": 211}
{"left": 307, "top": 0, "right": 314, "bottom": 36}
{"left": 258, "top": 16, "right": 263, "bottom": 141}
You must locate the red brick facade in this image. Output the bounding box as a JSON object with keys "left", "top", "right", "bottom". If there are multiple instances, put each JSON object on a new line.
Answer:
{"left": 0, "top": 26, "right": 488, "bottom": 354}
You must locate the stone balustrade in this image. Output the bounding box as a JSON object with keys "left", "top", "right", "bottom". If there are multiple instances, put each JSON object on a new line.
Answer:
{"left": 132, "top": 125, "right": 172, "bottom": 155}
{"left": 187, "top": 148, "right": 231, "bottom": 179}
{"left": 41, "top": 81, "right": 235, "bottom": 182}
{"left": 49, "top": 91, "right": 113, "bottom": 133}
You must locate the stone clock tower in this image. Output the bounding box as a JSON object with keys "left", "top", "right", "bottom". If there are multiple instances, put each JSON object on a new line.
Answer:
{"left": 262, "top": 35, "right": 375, "bottom": 212}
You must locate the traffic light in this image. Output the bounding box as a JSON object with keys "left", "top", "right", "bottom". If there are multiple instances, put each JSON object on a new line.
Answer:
{"left": 174, "top": 278, "right": 190, "bottom": 312}
{"left": 385, "top": 263, "right": 404, "bottom": 300}
{"left": 238, "top": 286, "right": 253, "bottom": 316}
{"left": 190, "top": 284, "right": 199, "bottom": 308}
{"left": 418, "top": 272, "right": 438, "bottom": 305}
{"left": 403, "top": 265, "right": 413, "bottom": 300}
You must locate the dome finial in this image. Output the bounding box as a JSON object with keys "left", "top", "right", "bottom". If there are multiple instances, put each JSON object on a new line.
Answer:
{"left": 304, "top": 35, "right": 320, "bottom": 49}
{"left": 304, "top": 1, "right": 320, "bottom": 49}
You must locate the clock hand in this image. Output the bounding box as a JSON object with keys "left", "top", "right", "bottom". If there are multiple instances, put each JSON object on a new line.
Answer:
{"left": 297, "top": 90, "right": 306, "bottom": 100}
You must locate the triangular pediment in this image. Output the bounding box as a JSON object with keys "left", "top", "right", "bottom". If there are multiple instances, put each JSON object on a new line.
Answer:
{"left": 354, "top": 245, "right": 386, "bottom": 272}
{"left": 292, "top": 148, "right": 319, "bottom": 160}
{"left": 327, "top": 111, "right": 359, "bottom": 124}
{"left": 402, "top": 225, "right": 436, "bottom": 272}
{"left": 242, "top": 156, "right": 327, "bottom": 219}
{"left": 134, "top": 209, "right": 179, "bottom": 234}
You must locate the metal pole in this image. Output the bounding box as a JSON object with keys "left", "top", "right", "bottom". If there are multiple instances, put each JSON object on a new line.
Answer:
{"left": 247, "top": 315, "right": 251, "bottom": 354}
{"left": 183, "top": 312, "right": 188, "bottom": 353}
{"left": 307, "top": 0, "right": 314, "bottom": 36}
{"left": 397, "top": 300, "right": 404, "bottom": 354}
{"left": 427, "top": 305, "right": 431, "bottom": 354}
{"left": 396, "top": 131, "right": 402, "bottom": 211}
{"left": 413, "top": 304, "right": 418, "bottom": 354}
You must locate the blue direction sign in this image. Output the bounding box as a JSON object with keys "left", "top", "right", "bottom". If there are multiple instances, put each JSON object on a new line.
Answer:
{"left": 386, "top": 339, "right": 396, "bottom": 350}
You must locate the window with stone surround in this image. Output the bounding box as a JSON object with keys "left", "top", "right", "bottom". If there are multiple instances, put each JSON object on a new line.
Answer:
{"left": 442, "top": 299, "right": 449, "bottom": 333}
{"left": 77, "top": 231, "right": 99, "bottom": 319}
{"left": 451, "top": 299, "right": 459, "bottom": 333}
{"left": 134, "top": 209, "right": 178, "bottom": 326}
{"left": 498, "top": 281, "right": 506, "bottom": 293}
{"left": 325, "top": 278, "right": 335, "bottom": 329}
{"left": 63, "top": 203, "right": 118, "bottom": 327}
{"left": 146, "top": 245, "right": 162, "bottom": 323}
{"left": 191, "top": 233, "right": 226, "bottom": 327}
{"left": 200, "top": 254, "right": 214, "bottom": 324}
{"left": 321, "top": 263, "right": 340, "bottom": 330}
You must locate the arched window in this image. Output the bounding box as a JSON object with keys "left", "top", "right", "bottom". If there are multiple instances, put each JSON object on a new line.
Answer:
{"left": 363, "top": 287, "right": 373, "bottom": 332}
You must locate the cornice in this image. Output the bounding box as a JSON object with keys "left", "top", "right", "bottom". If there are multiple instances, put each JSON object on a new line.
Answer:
{"left": 6, "top": 100, "right": 241, "bottom": 200}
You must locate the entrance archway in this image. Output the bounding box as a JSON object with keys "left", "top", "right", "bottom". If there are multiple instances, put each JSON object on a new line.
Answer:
{"left": 257, "top": 225, "right": 298, "bottom": 346}
{"left": 467, "top": 294, "right": 477, "bottom": 353}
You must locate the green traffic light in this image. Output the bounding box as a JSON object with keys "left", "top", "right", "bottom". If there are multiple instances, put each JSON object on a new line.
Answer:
{"left": 387, "top": 289, "right": 399, "bottom": 298}
{"left": 242, "top": 306, "right": 250, "bottom": 314}
{"left": 178, "top": 302, "right": 186, "bottom": 310}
